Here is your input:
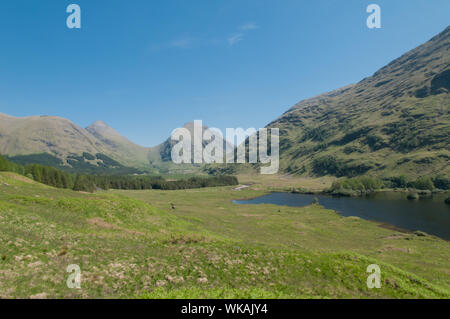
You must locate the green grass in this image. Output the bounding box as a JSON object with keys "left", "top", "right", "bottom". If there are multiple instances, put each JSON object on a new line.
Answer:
{"left": 0, "top": 172, "right": 449, "bottom": 298}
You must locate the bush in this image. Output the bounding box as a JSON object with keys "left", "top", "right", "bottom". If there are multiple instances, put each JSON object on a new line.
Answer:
{"left": 409, "top": 177, "right": 434, "bottom": 191}
{"left": 1, "top": 153, "right": 238, "bottom": 192}
{"left": 312, "top": 156, "right": 372, "bottom": 177}
{"left": 365, "top": 134, "right": 387, "bottom": 151}
{"left": 331, "top": 176, "right": 383, "bottom": 192}
{"left": 407, "top": 192, "right": 419, "bottom": 200}
{"left": 312, "top": 156, "right": 341, "bottom": 176}
{"left": 383, "top": 175, "right": 408, "bottom": 188}
{"left": 432, "top": 176, "right": 450, "bottom": 190}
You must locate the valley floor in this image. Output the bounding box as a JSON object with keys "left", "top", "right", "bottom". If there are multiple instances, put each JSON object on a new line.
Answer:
{"left": 0, "top": 172, "right": 449, "bottom": 298}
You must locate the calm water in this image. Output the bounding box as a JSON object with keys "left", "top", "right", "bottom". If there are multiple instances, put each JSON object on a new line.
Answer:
{"left": 233, "top": 192, "right": 450, "bottom": 240}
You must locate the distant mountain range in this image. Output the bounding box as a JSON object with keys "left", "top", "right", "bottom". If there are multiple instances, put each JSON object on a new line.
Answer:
{"left": 0, "top": 113, "right": 149, "bottom": 173}
{"left": 0, "top": 26, "right": 449, "bottom": 177}
{"left": 0, "top": 113, "right": 228, "bottom": 174}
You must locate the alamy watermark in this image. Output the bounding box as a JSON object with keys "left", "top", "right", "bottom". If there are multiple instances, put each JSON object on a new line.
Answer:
{"left": 66, "top": 264, "right": 81, "bottom": 289}
{"left": 170, "top": 120, "right": 279, "bottom": 175}
{"left": 66, "top": 4, "right": 81, "bottom": 29}
{"left": 366, "top": 264, "right": 381, "bottom": 289}
{"left": 66, "top": 4, "right": 381, "bottom": 30}
{"left": 367, "top": 4, "right": 381, "bottom": 29}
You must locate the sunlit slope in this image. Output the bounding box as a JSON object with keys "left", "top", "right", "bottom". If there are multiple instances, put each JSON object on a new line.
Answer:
{"left": 270, "top": 26, "right": 450, "bottom": 178}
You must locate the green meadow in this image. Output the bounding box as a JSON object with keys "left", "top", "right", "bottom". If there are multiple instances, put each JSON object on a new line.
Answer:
{"left": 0, "top": 171, "right": 449, "bottom": 299}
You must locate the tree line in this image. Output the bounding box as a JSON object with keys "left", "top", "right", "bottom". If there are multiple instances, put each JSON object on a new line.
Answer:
{"left": 0, "top": 154, "right": 238, "bottom": 192}
{"left": 86, "top": 175, "right": 239, "bottom": 191}
{"left": 330, "top": 175, "right": 450, "bottom": 192}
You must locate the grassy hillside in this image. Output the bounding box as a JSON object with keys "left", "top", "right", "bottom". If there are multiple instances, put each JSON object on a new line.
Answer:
{"left": 269, "top": 26, "right": 450, "bottom": 178}
{"left": 0, "top": 171, "right": 449, "bottom": 298}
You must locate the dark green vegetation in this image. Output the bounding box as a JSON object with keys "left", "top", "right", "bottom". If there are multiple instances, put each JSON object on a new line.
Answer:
{"left": 69, "top": 174, "right": 238, "bottom": 193}
{"left": 69, "top": 174, "right": 238, "bottom": 192}
{"left": 267, "top": 26, "right": 450, "bottom": 179}
{"left": 7, "top": 152, "right": 142, "bottom": 175}
{"left": 330, "top": 177, "right": 385, "bottom": 195}
{"left": 1, "top": 154, "right": 74, "bottom": 189}
{"left": 329, "top": 175, "right": 450, "bottom": 196}
{"left": 87, "top": 175, "right": 238, "bottom": 191}
{"left": 0, "top": 172, "right": 449, "bottom": 298}
{"left": 407, "top": 192, "right": 420, "bottom": 200}
{"left": 312, "top": 156, "right": 373, "bottom": 177}
{"left": 7, "top": 153, "right": 65, "bottom": 168}
{"left": 0, "top": 154, "right": 238, "bottom": 193}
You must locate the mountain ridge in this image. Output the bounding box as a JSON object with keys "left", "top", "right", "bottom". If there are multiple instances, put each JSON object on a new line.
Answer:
{"left": 0, "top": 113, "right": 225, "bottom": 174}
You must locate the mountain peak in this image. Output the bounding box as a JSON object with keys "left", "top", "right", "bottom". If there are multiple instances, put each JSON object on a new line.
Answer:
{"left": 181, "top": 121, "right": 209, "bottom": 132}
{"left": 86, "top": 120, "right": 122, "bottom": 139}
{"left": 87, "top": 120, "right": 111, "bottom": 130}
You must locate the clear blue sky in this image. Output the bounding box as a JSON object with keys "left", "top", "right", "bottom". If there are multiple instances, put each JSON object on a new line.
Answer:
{"left": 0, "top": 0, "right": 449, "bottom": 146}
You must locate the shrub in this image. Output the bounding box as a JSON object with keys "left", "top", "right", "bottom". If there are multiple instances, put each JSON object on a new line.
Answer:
{"left": 365, "top": 134, "right": 387, "bottom": 151}
{"left": 407, "top": 192, "right": 419, "bottom": 200}
{"left": 312, "top": 156, "right": 372, "bottom": 177}
{"left": 383, "top": 175, "right": 409, "bottom": 188}
{"left": 331, "top": 176, "right": 383, "bottom": 192}
{"left": 432, "top": 177, "right": 450, "bottom": 190}
{"left": 409, "top": 177, "right": 434, "bottom": 191}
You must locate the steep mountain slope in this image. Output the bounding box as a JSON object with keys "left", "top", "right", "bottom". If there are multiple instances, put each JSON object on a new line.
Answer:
{"left": 269, "top": 26, "right": 450, "bottom": 178}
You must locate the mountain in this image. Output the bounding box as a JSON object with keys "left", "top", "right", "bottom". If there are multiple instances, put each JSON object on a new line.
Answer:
{"left": 86, "top": 120, "right": 150, "bottom": 169}
{"left": 147, "top": 121, "right": 235, "bottom": 174}
{"left": 0, "top": 113, "right": 149, "bottom": 173}
{"left": 0, "top": 113, "right": 230, "bottom": 174}
{"left": 0, "top": 113, "right": 103, "bottom": 157}
{"left": 267, "top": 26, "right": 450, "bottom": 178}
